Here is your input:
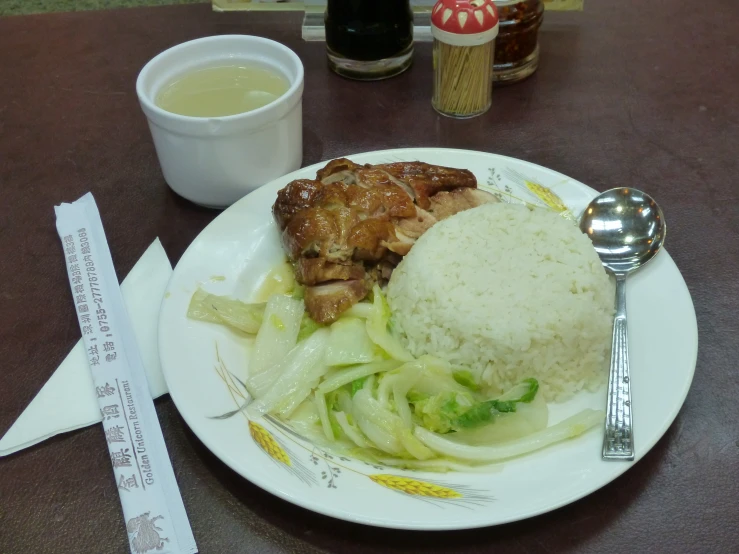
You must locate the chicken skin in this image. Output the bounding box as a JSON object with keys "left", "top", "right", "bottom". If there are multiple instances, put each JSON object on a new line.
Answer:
{"left": 272, "top": 158, "right": 497, "bottom": 323}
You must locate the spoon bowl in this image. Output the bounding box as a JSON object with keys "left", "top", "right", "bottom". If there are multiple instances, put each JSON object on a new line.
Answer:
{"left": 580, "top": 188, "right": 666, "bottom": 275}
{"left": 580, "top": 187, "right": 666, "bottom": 461}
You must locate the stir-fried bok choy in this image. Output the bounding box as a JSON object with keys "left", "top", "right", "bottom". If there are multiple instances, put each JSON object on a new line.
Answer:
{"left": 188, "top": 281, "right": 604, "bottom": 469}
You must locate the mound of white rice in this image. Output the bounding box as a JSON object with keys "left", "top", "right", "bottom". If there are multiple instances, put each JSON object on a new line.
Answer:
{"left": 387, "top": 203, "right": 615, "bottom": 402}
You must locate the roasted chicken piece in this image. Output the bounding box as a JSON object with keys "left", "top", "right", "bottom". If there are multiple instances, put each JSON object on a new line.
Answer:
{"left": 304, "top": 280, "right": 368, "bottom": 324}
{"left": 427, "top": 187, "right": 497, "bottom": 220}
{"left": 295, "top": 258, "right": 364, "bottom": 286}
{"left": 376, "top": 162, "right": 477, "bottom": 209}
{"left": 273, "top": 158, "right": 497, "bottom": 323}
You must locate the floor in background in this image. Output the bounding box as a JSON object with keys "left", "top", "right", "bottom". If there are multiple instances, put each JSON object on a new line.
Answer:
{"left": 0, "top": 0, "right": 207, "bottom": 16}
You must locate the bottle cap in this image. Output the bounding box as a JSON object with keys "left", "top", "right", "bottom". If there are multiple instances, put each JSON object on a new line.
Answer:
{"left": 431, "top": 0, "right": 500, "bottom": 46}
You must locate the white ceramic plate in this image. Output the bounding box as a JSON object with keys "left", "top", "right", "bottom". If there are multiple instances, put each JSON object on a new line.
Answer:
{"left": 158, "top": 148, "right": 698, "bottom": 530}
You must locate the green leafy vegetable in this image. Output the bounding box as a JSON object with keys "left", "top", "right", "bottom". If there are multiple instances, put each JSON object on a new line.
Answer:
{"left": 409, "top": 379, "right": 540, "bottom": 432}
{"left": 198, "top": 262, "right": 596, "bottom": 470}
{"left": 335, "top": 412, "right": 370, "bottom": 448}
{"left": 498, "top": 378, "right": 539, "bottom": 403}
{"left": 325, "top": 390, "right": 340, "bottom": 412}
{"left": 253, "top": 261, "right": 296, "bottom": 301}
{"left": 325, "top": 317, "right": 376, "bottom": 366}
{"left": 314, "top": 391, "right": 334, "bottom": 441}
{"left": 411, "top": 392, "right": 474, "bottom": 434}
{"left": 365, "top": 285, "right": 413, "bottom": 362}
{"left": 452, "top": 370, "right": 481, "bottom": 391}
{"left": 246, "top": 328, "right": 330, "bottom": 418}
{"left": 317, "top": 360, "right": 401, "bottom": 395}
{"left": 250, "top": 295, "right": 304, "bottom": 376}
{"left": 451, "top": 394, "right": 548, "bottom": 444}
{"left": 297, "top": 315, "right": 322, "bottom": 342}
{"left": 407, "top": 391, "right": 428, "bottom": 403}
{"left": 270, "top": 314, "right": 285, "bottom": 330}
{"left": 187, "top": 289, "right": 265, "bottom": 334}
{"left": 342, "top": 302, "right": 373, "bottom": 319}
{"left": 453, "top": 400, "right": 514, "bottom": 429}
{"left": 414, "top": 409, "right": 605, "bottom": 463}
{"left": 351, "top": 377, "right": 368, "bottom": 397}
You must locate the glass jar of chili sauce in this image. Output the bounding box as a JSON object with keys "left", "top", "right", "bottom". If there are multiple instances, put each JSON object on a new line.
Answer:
{"left": 493, "top": 0, "right": 544, "bottom": 84}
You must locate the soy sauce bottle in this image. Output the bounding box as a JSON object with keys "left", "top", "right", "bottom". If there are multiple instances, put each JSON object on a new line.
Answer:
{"left": 325, "top": 0, "right": 414, "bottom": 81}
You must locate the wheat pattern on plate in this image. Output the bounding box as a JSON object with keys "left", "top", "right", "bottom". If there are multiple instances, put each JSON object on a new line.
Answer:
{"left": 369, "top": 474, "right": 462, "bottom": 498}
{"left": 211, "top": 346, "right": 495, "bottom": 507}
{"left": 486, "top": 165, "right": 576, "bottom": 221}
{"left": 249, "top": 421, "right": 290, "bottom": 466}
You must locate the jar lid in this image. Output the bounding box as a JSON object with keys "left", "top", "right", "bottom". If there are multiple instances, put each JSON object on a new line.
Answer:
{"left": 431, "top": 0, "right": 500, "bottom": 47}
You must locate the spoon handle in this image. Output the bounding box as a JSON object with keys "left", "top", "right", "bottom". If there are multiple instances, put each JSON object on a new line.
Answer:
{"left": 603, "top": 275, "right": 635, "bottom": 461}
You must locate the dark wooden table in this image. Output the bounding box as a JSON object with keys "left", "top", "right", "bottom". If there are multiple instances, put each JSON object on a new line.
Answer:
{"left": 1, "top": 2, "right": 738, "bottom": 552}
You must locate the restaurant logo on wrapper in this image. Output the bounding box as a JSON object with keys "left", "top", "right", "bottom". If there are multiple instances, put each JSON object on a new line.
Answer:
{"left": 127, "top": 513, "right": 170, "bottom": 554}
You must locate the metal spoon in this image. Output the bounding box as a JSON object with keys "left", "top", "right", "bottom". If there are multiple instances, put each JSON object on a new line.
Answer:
{"left": 579, "top": 188, "right": 666, "bottom": 461}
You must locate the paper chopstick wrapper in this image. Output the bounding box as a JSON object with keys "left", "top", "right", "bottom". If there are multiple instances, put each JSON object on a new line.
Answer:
{"left": 55, "top": 193, "right": 197, "bottom": 554}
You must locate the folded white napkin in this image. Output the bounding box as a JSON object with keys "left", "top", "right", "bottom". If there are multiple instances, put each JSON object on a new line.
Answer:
{"left": 0, "top": 239, "right": 172, "bottom": 457}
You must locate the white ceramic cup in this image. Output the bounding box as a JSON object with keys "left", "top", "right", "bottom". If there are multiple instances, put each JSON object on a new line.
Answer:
{"left": 136, "top": 35, "right": 304, "bottom": 208}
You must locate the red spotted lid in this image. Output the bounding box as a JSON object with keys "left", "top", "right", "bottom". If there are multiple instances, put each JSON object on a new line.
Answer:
{"left": 431, "top": 0, "right": 499, "bottom": 46}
